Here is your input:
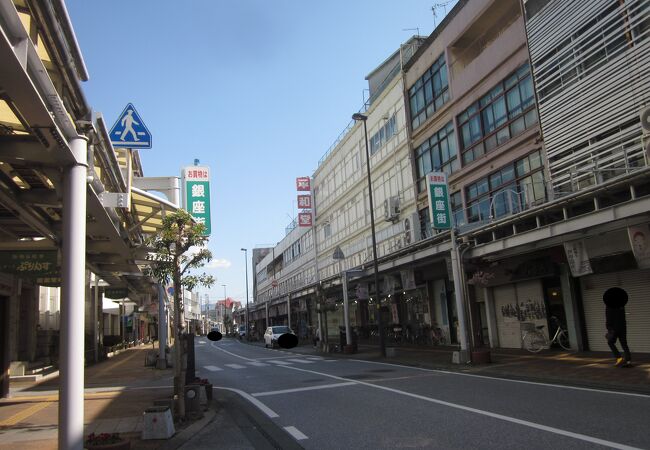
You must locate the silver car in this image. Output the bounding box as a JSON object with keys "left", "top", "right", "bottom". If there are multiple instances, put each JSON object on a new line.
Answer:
{"left": 264, "top": 326, "right": 294, "bottom": 348}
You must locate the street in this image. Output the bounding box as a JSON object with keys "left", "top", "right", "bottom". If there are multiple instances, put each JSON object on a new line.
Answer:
{"left": 193, "top": 338, "right": 650, "bottom": 449}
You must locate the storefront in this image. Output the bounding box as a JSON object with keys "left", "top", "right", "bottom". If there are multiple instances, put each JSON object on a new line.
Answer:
{"left": 577, "top": 226, "right": 650, "bottom": 354}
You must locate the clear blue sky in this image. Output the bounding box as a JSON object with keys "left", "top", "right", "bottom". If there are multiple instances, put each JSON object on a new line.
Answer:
{"left": 67, "top": 1, "right": 456, "bottom": 306}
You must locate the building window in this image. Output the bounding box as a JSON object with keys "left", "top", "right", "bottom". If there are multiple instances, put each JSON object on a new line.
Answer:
{"left": 369, "top": 114, "right": 397, "bottom": 155}
{"left": 409, "top": 54, "right": 449, "bottom": 130}
{"left": 418, "top": 207, "right": 432, "bottom": 239}
{"left": 450, "top": 191, "right": 465, "bottom": 227}
{"left": 458, "top": 64, "right": 538, "bottom": 165}
{"left": 415, "top": 121, "right": 459, "bottom": 192}
{"left": 465, "top": 150, "right": 545, "bottom": 223}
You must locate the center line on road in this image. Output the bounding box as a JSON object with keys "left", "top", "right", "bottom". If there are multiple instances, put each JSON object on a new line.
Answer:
{"left": 278, "top": 365, "right": 643, "bottom": 450}
{"left": 252, "top": 382, "right": 356, "bottom": 397}
{"left": 284, "top": 425, "right": 308, "bottom": 440}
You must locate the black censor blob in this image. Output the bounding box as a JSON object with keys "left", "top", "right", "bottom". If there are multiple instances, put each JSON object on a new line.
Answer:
{"left": 603, "top": 287, "right": 628, "bottom": 309}
{"left": 278, "top": 333, "right": 298, "bottom": 349}
{"left": 207, "top": 330, "right": 223, "bottom": 342}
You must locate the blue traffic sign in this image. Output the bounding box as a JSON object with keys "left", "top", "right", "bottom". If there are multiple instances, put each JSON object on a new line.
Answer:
{"left": 109, "top": 103, "right": 152, "bottom": 149}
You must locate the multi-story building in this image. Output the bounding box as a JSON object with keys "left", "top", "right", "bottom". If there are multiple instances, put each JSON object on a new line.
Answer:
{"left": 250, "top": 0, "right": 650, "bottom": 356}
{"left": 516, "top": 0, "right": 650, "bottom": 352}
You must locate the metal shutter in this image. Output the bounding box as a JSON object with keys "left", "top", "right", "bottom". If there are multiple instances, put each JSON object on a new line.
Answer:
{"left": 581, "top": 269, "right": 650, "bottom": 353}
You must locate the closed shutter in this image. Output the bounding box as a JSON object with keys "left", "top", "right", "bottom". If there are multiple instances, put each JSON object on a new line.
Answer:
{"left": 494, "top": 280, "right": 546, "bottom": 349}
{"left": 581, "top": 269, "right": 650, "bottom": 353}
{"left": 494, "top": 284, "right": 519, "bottom": 348}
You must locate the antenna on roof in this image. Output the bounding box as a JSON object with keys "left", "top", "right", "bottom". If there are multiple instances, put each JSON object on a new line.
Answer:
{"left": 402, "top": 27, "right": 420, "bottom": 37}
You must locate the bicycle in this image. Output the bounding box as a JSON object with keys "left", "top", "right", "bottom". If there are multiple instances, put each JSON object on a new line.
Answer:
{"left": 522, "top": 322, "right": 571, "bottom": 353}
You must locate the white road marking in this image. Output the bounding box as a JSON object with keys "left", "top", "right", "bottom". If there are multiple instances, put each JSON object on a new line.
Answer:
{"left": 278, "top": 365, "right": 643, "bottom": 450}
{"left": 252, "top": 382, "right": 356, "bottom": 397}
{"left": 284, "top": 426, "right": 308, "bottom": 440}
{"left": 306, "top": 357, "right": 324, "bottom": 361}
{"left": 197, "top": 341, "right": 206, "bottom": 344}
{"left": 247, "top": 362, "right": 269, "bottom": 367}
{"left": 225, "top": 364, "right": 247, "bottom": 369}
{"left": 268, "top": 360, "right": 293, "bottom": 365}
{"left": 203, "top": 365, "right": 222, "bottom": 372}
{"left": 210, "top": 342, "right": 256, "bottom": 361}
{"left": 349, "top": 359, "right": 650, "bottom": 399}
{"left": 287, "top": 359, "right": 314, "bottom": 364}
{"left": 212, "top": 386, "right": 278, "bottom": 418}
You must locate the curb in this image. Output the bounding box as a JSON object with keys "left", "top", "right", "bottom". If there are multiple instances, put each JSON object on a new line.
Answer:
{"left": 157, "top": 407, "right": 217, "bottom": 450}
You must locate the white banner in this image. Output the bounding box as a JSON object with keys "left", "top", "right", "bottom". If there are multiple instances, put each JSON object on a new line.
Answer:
{"left": 628, "top": 224, "right": 650, "bottom": 269}
{"left": 563, "top": 240, "right": 593, "bottom": 277}
{"left": 400, "top": 270, "right": 416, "bottom": 291}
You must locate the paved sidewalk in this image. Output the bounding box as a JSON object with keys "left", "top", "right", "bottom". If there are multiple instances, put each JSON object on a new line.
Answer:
{"left": 275, "top": 339, "right": 650, "bottom": 395}
{"left": 0, "top": 343, "right": 258, "bottom": 450}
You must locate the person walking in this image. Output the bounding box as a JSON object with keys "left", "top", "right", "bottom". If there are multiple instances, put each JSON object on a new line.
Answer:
{"left": 313, "top": 326, "right": 321, "bottom": 348}
{"left": 603, "top": 287, "right": 632, "bottom": 367}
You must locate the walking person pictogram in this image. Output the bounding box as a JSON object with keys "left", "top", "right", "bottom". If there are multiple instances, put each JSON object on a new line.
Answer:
{"left": 120, "top": 109, "right": 140, "bottom": 142}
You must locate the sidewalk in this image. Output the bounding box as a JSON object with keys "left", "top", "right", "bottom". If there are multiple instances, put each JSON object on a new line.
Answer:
{"left": 280, "top": 339, "right": 650, "bottom": 395}
{"left": 0, "top": 343, "right": 258, "bottom": 450}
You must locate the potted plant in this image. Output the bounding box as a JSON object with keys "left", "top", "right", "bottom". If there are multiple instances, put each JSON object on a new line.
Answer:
{"left": 84, "top": 432, "right": 130, "bottom": 450}
{"left": 194, "top": 377, "right": 213, "bottom": 402}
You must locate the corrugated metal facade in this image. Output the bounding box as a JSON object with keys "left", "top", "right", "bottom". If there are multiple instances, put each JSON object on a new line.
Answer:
{"left": 581, "top": 269, "right": 650, "bottom": 353}
{"left": 526, "top": 0, "right": 650, "bottom": 196}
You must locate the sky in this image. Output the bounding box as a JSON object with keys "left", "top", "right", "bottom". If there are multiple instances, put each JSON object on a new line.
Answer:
{"left": 66, "top": 0, "right": 457, "bottom": 306}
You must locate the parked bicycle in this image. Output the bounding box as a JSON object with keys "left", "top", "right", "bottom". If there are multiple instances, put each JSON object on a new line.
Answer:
{"left": 522, "top": 319, "right": 571, "bottom": 353}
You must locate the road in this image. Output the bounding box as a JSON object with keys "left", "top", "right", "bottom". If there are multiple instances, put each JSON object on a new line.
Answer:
{"left": 194, "top": 338, "right": 650, "bottom": 449}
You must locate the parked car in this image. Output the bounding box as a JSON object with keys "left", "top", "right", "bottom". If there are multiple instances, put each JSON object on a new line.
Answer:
{"left": 264, "top": 326, "right": 294, "bottom": 348}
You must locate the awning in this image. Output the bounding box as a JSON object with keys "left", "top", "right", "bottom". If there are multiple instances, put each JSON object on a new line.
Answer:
{"left": 130, "top": 187, "right": 179, "bottom": 234}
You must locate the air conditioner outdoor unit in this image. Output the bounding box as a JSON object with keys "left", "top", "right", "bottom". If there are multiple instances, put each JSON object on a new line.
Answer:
{"left": 640, "top": 107, "right": 650, "bottom": 132}
{"left": 383, "top": 196, "right": 400, "bottom": 222}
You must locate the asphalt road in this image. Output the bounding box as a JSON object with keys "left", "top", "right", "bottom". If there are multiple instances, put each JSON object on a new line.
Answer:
{"left": 194, "top": 338, "right": 650, "bottom": 449}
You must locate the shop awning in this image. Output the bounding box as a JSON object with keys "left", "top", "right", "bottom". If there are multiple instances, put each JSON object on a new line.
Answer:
{"left": 130, "top": 187, "right": 179, "bottom": 234}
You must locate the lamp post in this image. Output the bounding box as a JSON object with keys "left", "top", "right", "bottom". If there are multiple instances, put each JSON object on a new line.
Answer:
{"left": 352, "top": 112, "right": 386, "bottom": 357}
{"left": 241, "top": 248, "right": 250, "bottom": 340}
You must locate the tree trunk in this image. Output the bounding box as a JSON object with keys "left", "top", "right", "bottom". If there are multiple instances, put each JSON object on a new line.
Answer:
{"left": 173, "top": 273, "right": 185, "bottom": 419}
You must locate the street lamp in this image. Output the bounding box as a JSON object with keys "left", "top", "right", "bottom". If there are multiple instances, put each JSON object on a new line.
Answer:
{"left": 241, "top": 248, "right": 250, "bottom": 340}
{"left": 352, "top": 112, "right": 386, "bottom": 357}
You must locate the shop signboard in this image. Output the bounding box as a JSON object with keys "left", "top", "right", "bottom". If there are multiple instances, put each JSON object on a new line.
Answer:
{"left": 182, "top": 166, "right": 211, "bottom": 236}
{"left": 628, "top": 223, "right": 650, "bottom": 269}
{"left": 564, "top": 240, "right": 593, "bottom": 277}
{"left": 0, "top": 250, "right": 58, "bottom": 277}
{"left": 105, "top": 287, "right": 129, "bottom": 299}
{"left": 427, "top": 172, "right": 451, "bottom": 230}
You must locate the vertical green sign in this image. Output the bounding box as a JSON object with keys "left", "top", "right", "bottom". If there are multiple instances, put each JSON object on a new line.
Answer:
{"left": 427, "top": 172, "right": 451, "bottom": 230}
{"left": 183, "top": 166, "right": 211, "bottom": 236}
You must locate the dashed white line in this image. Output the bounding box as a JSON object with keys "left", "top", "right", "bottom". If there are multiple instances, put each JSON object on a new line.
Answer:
{"left": 247, "top": 362, "right": 270, "bottom": 367}
{"left": 287, "top": 359, "right": 315, "bottom": 364}
{"left": 268, "top": 360, "right": 293, "bottom": 365}
{"left": 224, "top": 364, "right": 246, "bottom": 369}
{"left": 203, "top": 365, "right": 222, "bottom": 372}
{"left": 284, "top": 426, "right": 308, "bottom": 440}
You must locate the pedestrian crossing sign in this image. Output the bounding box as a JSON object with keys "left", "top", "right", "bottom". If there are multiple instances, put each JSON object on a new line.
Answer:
{"left": 109, "top": 103, "right": 152, "bottom": 149}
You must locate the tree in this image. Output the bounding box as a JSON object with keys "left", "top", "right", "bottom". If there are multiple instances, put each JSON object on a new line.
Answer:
{"left": 146, "top": 209, "right": 214, "bottom": 419}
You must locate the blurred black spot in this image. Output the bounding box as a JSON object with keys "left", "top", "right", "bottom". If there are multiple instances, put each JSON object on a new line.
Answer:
{"left": 278, "top": 333, "right": 298, "bottom": 349}
{"left": 207, "top": 330, "right": 223, "bottom": 341}
{"left": 603, "top": 287, "right": 628, "bottom": 308}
